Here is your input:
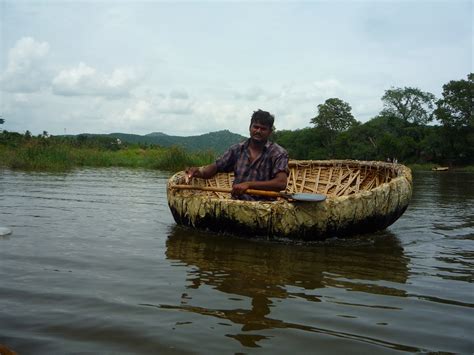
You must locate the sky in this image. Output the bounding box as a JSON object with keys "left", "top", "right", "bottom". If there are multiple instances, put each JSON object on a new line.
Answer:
{"left": 0, "top": 0, "right": 472, "bottom": 137}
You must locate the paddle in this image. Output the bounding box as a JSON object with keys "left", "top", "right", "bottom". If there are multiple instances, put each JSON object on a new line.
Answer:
{"left": 171, "top": 185, "right": 326, "bottom": 202}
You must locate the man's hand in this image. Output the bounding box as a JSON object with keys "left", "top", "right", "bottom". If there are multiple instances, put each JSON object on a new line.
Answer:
{"left": 232, "top": 182, "right": 251, "bottom": 196}
{"left": 184, "top": 167, "right": 201, "bottom": 183}
{"left": 231, "top": 172, "right": 288, "bottom": 195}
{"left": 184, "top": 164, "right": 218, "bottom": 183}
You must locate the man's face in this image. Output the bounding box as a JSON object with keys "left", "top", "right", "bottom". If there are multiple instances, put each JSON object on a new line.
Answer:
{"left": 249, "top": 121, "right": 272, "bottom": 144}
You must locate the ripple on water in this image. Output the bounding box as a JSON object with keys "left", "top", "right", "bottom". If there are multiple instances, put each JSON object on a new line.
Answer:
{"left": 0, "top": 168, "right": 473, "bottom": 354}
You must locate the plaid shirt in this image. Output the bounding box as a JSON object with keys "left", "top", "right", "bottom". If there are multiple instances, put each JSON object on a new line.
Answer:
{"left": 215, "top": 139, "right": 289, "bottom": 201}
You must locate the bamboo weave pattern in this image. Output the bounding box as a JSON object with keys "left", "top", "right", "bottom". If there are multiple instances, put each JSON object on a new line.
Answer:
{"left": 175, "top": 160, "right": 401, "bottom": 199}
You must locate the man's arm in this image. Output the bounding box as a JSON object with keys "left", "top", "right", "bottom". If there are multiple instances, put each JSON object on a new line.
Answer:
{"left": 232, "top": 171, "right": 288, "bottom": 195}
{"left": 186, "top": 143, "right": 238, "bottom": 182}
{"left": 185, "top": 163, "right": 218, "bottom": 180}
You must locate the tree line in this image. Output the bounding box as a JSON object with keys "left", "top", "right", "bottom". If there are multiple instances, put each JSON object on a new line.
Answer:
{"left": 1, "top": 73, "right": 472, "bottom": 167}
{"left": 274, "top": 73, "right": 473, "bottom": 165}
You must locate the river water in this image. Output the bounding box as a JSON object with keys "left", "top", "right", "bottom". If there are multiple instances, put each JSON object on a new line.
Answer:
{"left": 0, "top": 168, "right": 473, "bottom": 354}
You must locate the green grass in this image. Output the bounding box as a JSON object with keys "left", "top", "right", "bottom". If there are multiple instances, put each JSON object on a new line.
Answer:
{"left": 0, "top": 142, "right": 215, "bottom": 172}
{"left": 407, "top": 163, "right": 438, "bottom": 171}
{"left": 2, "top": 137, "right": 472, "bottom": 173}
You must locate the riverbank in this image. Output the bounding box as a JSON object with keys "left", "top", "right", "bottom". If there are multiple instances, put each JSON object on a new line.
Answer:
{"left": 0, "top": 144, "right": 215, "bottom": 172}
{"left": 408, "top": 163, "right": 474, "bottom": 172}
{"left": 1, "top": 133, "right": 472, "bottom": 173}
{"left": 2, "top": 145, "right": 473, "bottom": 173}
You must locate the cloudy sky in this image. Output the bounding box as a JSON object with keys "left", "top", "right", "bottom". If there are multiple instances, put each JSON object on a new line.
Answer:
{"left": 0, "top": 0, "right": 472, "bottom": 137}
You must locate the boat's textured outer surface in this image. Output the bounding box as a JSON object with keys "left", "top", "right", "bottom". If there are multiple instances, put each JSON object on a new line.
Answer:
{"left": 167, "top": 160, "right": 412, "bottom": 240}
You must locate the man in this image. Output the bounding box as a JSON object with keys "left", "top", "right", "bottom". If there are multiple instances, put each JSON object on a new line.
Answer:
{"left": 186, "top": 109, "right": 289, "bottom": 200}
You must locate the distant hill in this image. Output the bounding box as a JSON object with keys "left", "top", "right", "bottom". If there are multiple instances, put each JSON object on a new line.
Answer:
{"left": 145, "top": 132, "right": 168, "bottom": 137}
{"left": 73, "top": 130, "right": 247, "bottom": 154}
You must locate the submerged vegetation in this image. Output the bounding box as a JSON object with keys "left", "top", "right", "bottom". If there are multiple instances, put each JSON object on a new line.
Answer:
{"left": 0, "top": 132, "right": 215, "bottom": 171}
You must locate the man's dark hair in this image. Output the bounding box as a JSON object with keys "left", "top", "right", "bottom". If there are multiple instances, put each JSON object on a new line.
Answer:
{"left": 250, "top": 109, "right": 274, "bottom": 129}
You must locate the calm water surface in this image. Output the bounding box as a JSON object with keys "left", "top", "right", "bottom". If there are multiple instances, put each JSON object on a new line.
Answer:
{"left": 0, "top": 168, "right": 473, "bottom": 354}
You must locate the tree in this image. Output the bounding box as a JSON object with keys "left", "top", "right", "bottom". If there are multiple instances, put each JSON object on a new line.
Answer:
{"left": 381, "top": 87, "right": 436, "bottom": 125}
{"left": 310, "top": 98, "right": 357, "bottom": 131}
{"left": 0, "top": 115, "right": 4, "bottom": 125}
{"left": 434, "top": 73, "right": 474, "bottom": 164}
{"left": 309, "top": 98, "right": 358, "bottom": 158}
{"left": 434, "top": 73, "right": 473, "bottom": 129}
{"left": 274, "top": 128, "right": 324, "bottom": 159}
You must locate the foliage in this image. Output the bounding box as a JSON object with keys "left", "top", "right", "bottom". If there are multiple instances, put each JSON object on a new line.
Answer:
{"left": 148, "top": 146, "right": 215, "bottom": 171}
{"left": 72, "top": 130, "right": 245, "bottom": 154}
{"left": 273, "top": 128, "right": 319, "bottom": 159}
{"left": 0, "top": 131, "right": 215, "bottom": 171}
{"left": 381, "top": 87, "right": 436, "bottom": 125}
{"left": 435, "top": 73, "right": 473, "bottom": 129}
{"left": 74, "top": 134, "right": 123, "bottom": 151}
{"left": 273, "top": 75, "right": 473, "bottom": 166}
{"left": 431, "top": 73, "right": 474, "bottom": 165}
{"left": 310, "top": 98, "right": 357, "bottom": 132}
{"left": 308, "top": 98, "right": 358, "bottom": 158}
{"left": 407, "top": 163, "right": 438, "bottom": 171}
{"left": 2, "top": 74, "right": 472, "bottom": 170}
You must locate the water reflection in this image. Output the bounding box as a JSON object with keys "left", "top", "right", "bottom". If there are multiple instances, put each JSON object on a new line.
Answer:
{"left": 436, "top": 171, "right": 474, "bottom": 203}
{"left": 408, "top": 172, "right": 474, "bottom": 286}
{"left": 412, "top": 171, "right": 474, "bottom": 235}
{"left": 163, "top": 227, "right": 409, "bottom": 347}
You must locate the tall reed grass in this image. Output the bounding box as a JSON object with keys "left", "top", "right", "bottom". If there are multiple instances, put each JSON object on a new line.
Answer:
{"left": 0, "top": 140, "right": 215, "bottom": 172}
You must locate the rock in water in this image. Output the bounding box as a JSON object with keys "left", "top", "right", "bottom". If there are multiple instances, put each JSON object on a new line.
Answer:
{"left": 0, "top": 227, "right": 12, "bottom": 236}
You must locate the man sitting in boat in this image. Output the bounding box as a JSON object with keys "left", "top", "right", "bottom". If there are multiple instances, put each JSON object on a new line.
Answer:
{"left": 185, "top": 109, "right": 289, "bottom": 200}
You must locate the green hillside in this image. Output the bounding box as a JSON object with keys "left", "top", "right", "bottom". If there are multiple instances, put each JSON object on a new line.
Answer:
{"left": 75, "top": 130, "right": 246, "bottom": 154}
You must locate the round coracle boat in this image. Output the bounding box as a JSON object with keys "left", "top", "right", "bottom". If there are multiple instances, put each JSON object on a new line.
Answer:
{"left": 167, "top": 160, "right": 412, "bottom": 240}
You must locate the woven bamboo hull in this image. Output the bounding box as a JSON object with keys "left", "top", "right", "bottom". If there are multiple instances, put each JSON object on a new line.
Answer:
{"left": 167, "top": 160, "right": 412, "bottom": 240}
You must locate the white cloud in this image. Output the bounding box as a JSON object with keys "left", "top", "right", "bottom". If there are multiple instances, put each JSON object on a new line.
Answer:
{"left": 52, "top": 62, "right": 138, "bottom": 98}
{"left": 112, "top": 92, "right": 253, "bottom": 136}
{"left": 12, "top": 93, "right": 30, "bottom": 104}
{"left": 276, "top": 79, "right": 348, "bottom": 105}
{"left": 155, "top": 96, "right": 193, "bottom": 115}
{"left": 1, "top": 2, "right": 469, "bottom": 137}
{"left": 116, "top": 91, "right": 195, "bottom": 133}
{"left": 311, "top": 79, "right": 345, "bottom": 98}
{"left": 192, "top": 101, "right": 252, "bottom": 135}
{"left": 234, "top": 86, "right": 266, "bottom": 101}
{"left": 1, "top": 37, "right": 50, "bottom": 93}
{"left": 169, "top": 90, "right": 189, "bottom": 100}
{"left": 123, "top": 100, "right": 151, "bottom": 122}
